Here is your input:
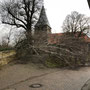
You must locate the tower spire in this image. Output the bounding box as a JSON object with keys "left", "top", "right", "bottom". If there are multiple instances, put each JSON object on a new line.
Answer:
{"left": 35, "top": 5, "right": 51, "bottom": 28}
{"left": 34, "top": 4, "right": 51, "bottom": 45}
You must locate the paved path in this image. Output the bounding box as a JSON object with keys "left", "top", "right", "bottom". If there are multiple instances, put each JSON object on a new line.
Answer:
{"left": 0, "top": 63, "right": 90, "bottom": 90}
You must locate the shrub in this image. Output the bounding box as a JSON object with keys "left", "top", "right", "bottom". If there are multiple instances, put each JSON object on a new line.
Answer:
{"left": 15, "top": 38, "right": 36, "bottom": 61}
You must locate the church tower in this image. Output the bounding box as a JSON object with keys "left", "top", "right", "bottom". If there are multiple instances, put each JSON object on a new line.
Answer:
{"left": 35, "top": 6, "right": 51, "bottom": 34}
{"left": 34, "top": 5, "right": 51, "bottom": 45}
{"left": 34, "top": 6, "right": 51, "bottom": 45}
{"left": 35, "top": 5, "right": 51, "bottom": 36}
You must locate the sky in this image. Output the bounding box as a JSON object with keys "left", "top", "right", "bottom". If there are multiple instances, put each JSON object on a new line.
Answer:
{"left": 0, "top": 0, "right": 90, "bottom": 38}
{"left": 44, "top": 0, "right": 90, "bottom": 33}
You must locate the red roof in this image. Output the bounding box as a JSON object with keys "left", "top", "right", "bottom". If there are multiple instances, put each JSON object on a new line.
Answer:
{"left": 48, "top": 33, "right": 90, "bottom": 44}
{"left": 48, "top": 33, "right": 63, "bottom": 44}
{"left": 82, "top": 35, "right": 90, "bottom": 42}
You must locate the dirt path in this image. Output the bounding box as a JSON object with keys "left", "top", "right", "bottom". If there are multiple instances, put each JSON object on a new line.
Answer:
{"left": 0, "top": 63, "right": 90, "bottom": 90}
{"left": 0, "top": 63, "right": 58, "bottom": 90}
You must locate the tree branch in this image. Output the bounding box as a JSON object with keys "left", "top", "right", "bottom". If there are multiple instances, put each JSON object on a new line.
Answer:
{"left": 7, "top": 8, "right": 26, "bottom": 26}
{"left": 2, "top": 21, "right": 27, "bottom": 30}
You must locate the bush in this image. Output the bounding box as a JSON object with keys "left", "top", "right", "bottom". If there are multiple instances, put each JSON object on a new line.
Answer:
{"left": 15, "top": 38, "right": 36, "bottom": 61}
{"left": 0, "top": 45, "right": 13, "bottom": 51}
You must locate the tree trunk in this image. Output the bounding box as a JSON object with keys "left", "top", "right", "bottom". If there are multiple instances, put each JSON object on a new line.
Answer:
{"left": 26, "top": 30, "right": 33, "bottom": 45}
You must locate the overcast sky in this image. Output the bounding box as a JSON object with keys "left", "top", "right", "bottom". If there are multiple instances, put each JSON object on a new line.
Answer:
{"left": 44, "top": 0, "right": 90, "bottom": 33}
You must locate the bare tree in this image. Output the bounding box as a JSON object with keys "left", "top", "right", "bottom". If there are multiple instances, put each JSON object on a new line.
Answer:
{"left": 62, "top": 11, "right": 90, "bottom": 37}
{"left": 6, "top": 27, "right": 13, "bottom": 46}
{"left": 1, "top": 27, "right": 13, "bottom": 47}
{"left": 0, "top": 0, "right": 43, "bottom": 44}
{"left": 37, "top": 35, "right": 89, "bottom": 68}
{"left": 1, "top": 36, "right": 8, "bottom": 48}
{"left": 14, "top": 30, "right": 26, "bottom": 46}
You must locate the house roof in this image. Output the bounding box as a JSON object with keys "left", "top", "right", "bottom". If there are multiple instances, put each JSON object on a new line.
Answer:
{"left": 83, "top": 35, "right": 90, "bottom": 42}
{"left": 35, "top": 6, "right": 50, "bottom": 28}
{"left": 48, "top": 33, "right": 90, "bottom": 44}
{"left": 48, "top": 33, "right": 63, "bottom": 44}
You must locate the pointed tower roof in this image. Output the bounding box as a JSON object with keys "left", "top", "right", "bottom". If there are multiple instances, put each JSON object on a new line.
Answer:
{"left": 35, "top": 6, "right": 51, "bottom": 28}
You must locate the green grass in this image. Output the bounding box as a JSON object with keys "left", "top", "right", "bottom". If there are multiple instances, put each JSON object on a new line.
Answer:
{"left": 0, "top": 47, "right": 13, "bottom": 51}
{"left": 45, "top": 60, "right": 58, "bottom": 68}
